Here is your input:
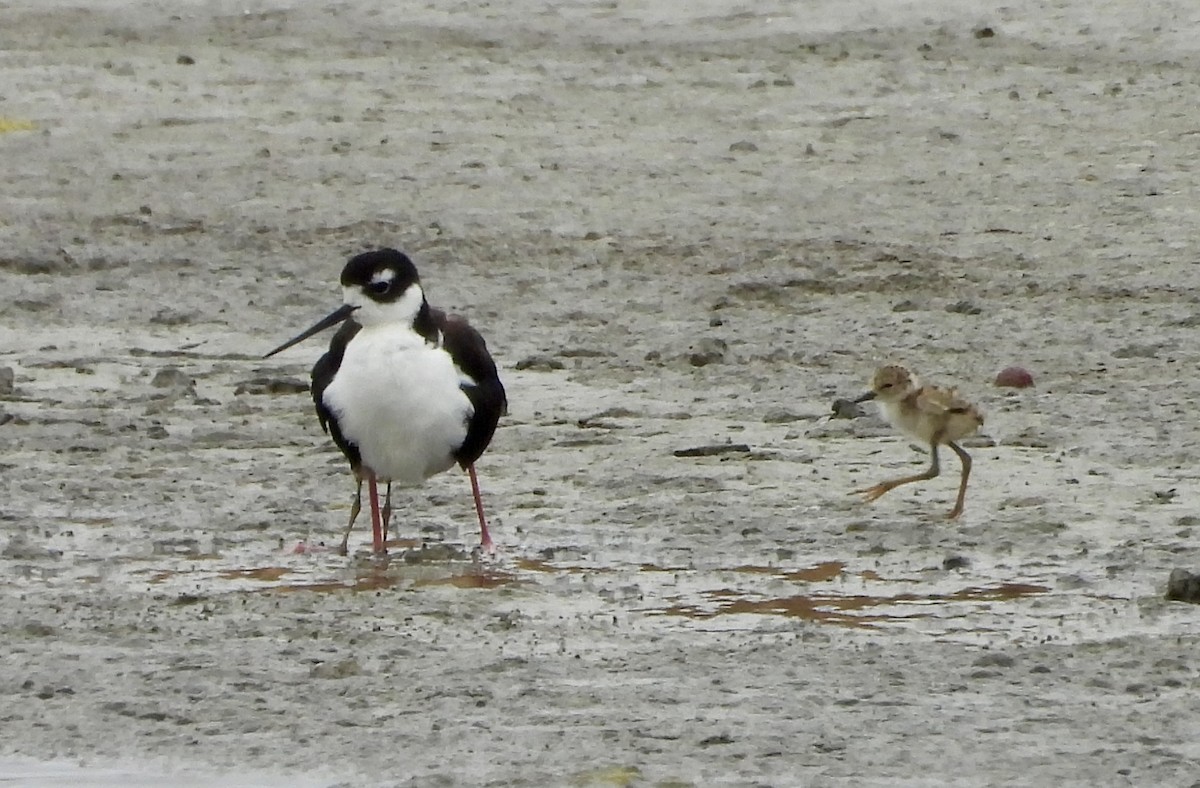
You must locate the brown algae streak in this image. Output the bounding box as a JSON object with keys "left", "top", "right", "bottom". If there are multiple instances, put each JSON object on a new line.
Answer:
{"left": 734, "top": 561, "right": 846, "bottom": 583}
{"left": 658, "top": 582, "right": 1049, "bottom": 628}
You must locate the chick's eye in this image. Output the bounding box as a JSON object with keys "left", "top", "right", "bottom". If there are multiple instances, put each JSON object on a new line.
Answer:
{"left": 368, "top": 280, "right": 389, "bottom": 295}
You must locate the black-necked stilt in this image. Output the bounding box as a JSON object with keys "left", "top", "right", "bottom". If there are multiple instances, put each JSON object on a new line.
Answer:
{"left": 265, "top": 249, "right": 507, "bottom": 555}
{"left": 849, "top": 365, "right": 983, "bottom": 519}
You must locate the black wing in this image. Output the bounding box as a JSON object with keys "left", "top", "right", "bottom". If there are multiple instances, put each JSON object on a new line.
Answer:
{"left": 435, "top": 309, "right": 507, "bottom": 469}
{"left": 311, "top": 319, "right": 363, "bottom": 471}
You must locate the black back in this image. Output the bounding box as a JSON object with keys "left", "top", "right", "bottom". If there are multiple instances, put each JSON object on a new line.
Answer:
{"left": 433, "top": 308, "right": 507, "bottom": 469}
{"left": 312, "top": 320, "right": 363, "bottom": 470}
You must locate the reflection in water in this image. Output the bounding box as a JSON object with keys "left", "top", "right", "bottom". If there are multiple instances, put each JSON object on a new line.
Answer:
{"left": 144, "top": 563, "right": 516, "bottom": 595}
{"left": 264, "top": 567, "right": 516, "bottom": 594}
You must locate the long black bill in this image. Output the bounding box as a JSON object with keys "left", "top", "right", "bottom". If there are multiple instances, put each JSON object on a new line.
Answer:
{"left": 852, "top": 390, "right": 877, "bottom": 404}
{"left": 263, "top": 304, "right": 358, "bottom": 358}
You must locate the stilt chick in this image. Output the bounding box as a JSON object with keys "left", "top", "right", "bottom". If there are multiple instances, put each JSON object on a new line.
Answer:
{"left": 851, "top": 365, "right": 983, "bottom": 519}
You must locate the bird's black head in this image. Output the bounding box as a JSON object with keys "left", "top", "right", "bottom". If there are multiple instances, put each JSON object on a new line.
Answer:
{"left": 263, "top": 248, "right": 428, "bottom": 358}
{"left": 340, "top": 249, "right": 422, "bottom": 304}
{"left": 338, "top": 249, "right": 427, "bottom": 327}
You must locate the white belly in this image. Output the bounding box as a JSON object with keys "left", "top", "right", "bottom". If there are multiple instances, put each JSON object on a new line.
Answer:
{"left": 323, "top": 324, "right": 472, "bottom": 484}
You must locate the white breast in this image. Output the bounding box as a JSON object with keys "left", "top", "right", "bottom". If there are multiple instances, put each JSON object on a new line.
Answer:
{"left": 322, "top": 324, "right": 473, "bottom": 485}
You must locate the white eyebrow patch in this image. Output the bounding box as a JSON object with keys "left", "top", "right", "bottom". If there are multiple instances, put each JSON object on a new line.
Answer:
{"left": 370, "top": 269, "right": 396, "bottom": 287}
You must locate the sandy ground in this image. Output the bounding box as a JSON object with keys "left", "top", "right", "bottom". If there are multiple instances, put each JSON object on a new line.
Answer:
{"left": 3, "top": 0, "right": 1200, "bottom": 785}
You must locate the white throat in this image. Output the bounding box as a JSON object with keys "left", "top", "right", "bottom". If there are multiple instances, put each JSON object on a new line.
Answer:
{"left": 344, "top": 283, "right": 425, "bottom": 327}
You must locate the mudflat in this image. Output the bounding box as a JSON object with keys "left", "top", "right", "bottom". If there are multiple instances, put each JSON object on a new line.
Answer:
{"left": 2, "top": 0, "right": 1199, "bottom": 785}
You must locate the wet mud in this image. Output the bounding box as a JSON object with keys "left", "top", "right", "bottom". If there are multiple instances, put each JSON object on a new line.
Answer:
{"left": 3, "top": 0, "right": 1200, "bottom": 785}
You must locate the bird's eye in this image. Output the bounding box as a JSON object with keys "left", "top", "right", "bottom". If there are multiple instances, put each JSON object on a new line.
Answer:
{"left": 368, "top": 280, "right": 389, "bottom": 295}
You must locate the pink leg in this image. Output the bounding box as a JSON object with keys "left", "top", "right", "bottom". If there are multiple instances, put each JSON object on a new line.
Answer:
{"left": 467, "top": 464, "right": 495, "bottom": 554}
{"left": 366, "top": 472, "right": 385, "bottom": 555}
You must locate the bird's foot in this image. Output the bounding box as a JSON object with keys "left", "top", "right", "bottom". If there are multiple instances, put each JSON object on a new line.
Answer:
{"left": 290, "top": 541, "right": 334, "bottom": 555}
{"left": 472, "top": 538, "right": 498, "bottom": 562}
{"left": 850, "top": 483, "right": 891, "bottom": 504}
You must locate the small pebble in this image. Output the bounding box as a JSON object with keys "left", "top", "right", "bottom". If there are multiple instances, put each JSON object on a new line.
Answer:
{"left": 829, "top": 398, "right": 864, "bottom": 420}
{"left": 945, "top": 299, "right": 981, "bottom": 314}
{"left": 1165, "top": 568, "right": 1200, "bottom": 603}
{"left": 673, "top": 443, "right": 751, "bottom": 458}
{"left": 233, "top": 377, "right": 308, "bottom": 395}
{"left": 973, "top": 652, "right": 1015, "bottom": 668}
{"left": 152, "top": 367, "right": 193, "bottom": 388}
{"left": 994, "top": 366, "right": 1034, "bottom": 388}
{"left": 688, "top": 337, "right": 727, "bottom": 367}
{"left": 513, "top": 355, "right": 564, "bottom": 372}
